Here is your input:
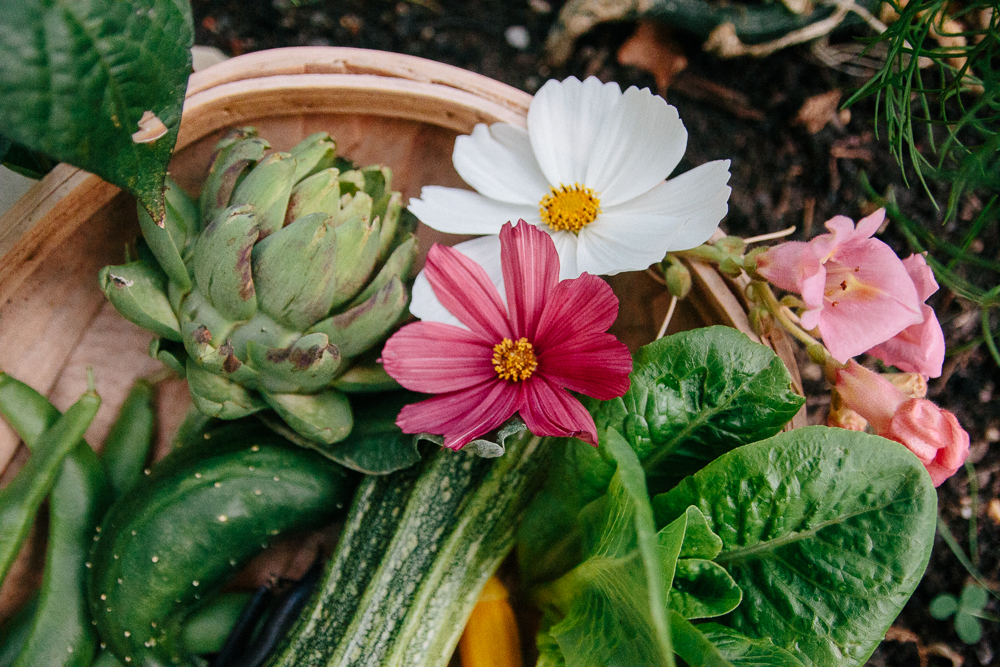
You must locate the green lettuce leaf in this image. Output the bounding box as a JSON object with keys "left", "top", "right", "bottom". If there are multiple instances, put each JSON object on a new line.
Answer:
{"left": 596, "top": 326, "right": 804, "bottom": 494}
{"left": 653, "top": 426, "right": 937, "bottom": 667}
{"left": 536, "top": 429, "right": 673, "bottom": 667}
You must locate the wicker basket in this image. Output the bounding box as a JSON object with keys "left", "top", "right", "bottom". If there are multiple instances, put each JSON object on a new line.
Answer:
{"left": 0, "top": 46, "right": 804, "bottom": 656}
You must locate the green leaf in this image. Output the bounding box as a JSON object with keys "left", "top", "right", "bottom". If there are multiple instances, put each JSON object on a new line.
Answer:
{"left": 669, "top": 612, "right": 733, "bottom": 667}
{"left": 536, "top": 429, "right": 674, "bottom": 667}
{"left": 960, "top": 583, "right": 989, "bottom": 612}
{"left": 321, "top": 391, "right": 422, "bottom": 475}
{"left": 517, "top": 436, "right": 614, "bottom": 584}
{"left": 669, "top": 559, "right": 742, "bottom": 620}
{"left": 654, "top": 426, "right": 938, "bottom": 667}
{"left": 954, "top": 612, "right": 983, "bottom": 644}
{"left": 930, "top": 594, "right": 959, "bottom": 619}
{"left": 0, "top": 0, "right": 193, "bottom": 222}
{"left": 595, "top": 327, "right": 803, "bottom": 494}
{"left": 698, "top": 624, "right": 805, "bottom": 667}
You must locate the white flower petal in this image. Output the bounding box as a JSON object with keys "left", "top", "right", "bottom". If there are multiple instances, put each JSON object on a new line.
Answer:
{"left": 453, "top": 123, "right": 550, "bottom": 204}
{"left": 610, "top": 159, "right": 731, "bottom": 250}
{"left": 574, "top": 213, "right": 675, "bottom": 276}
{"left": 528, "top": 76, "right": 622, "bottom": 187}
{"left": 408, "top": 186, "right": 538, "bottom": 235}
{"left": 547, "top": 229, "right": 580, "bottom": 280}
{"left": 409, "top": 235, "right": 507, "bottom": 327}
{"left": 409, "top": 269, "right": 467, "bottom": 329}
{"left": 585, "top": 86, "right": 688, "bottom": 206}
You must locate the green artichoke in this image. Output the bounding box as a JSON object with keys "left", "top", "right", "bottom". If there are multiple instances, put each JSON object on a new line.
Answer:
{"left": 100, "top": 128, "right": 417, "bottom": 449}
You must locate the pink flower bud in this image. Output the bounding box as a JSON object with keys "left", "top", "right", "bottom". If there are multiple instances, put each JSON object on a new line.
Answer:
{"left": 833, "top": 360, "right": 969, "bottom": 486}
{"left": 885, "top": 399, "right": 969, "bottom": 486}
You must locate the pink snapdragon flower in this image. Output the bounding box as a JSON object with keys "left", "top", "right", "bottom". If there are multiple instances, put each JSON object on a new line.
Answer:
{"left": 381, "top": 220, "right": 632, "bottom": 450}
{"left": 833, "top": 361, "right": 969, "bottom": 486}
{"left": 866, "top": 253, "right": 945, "bottom": 377}
{"left": 756, "top": 209, "right": 925, "bottom": 362}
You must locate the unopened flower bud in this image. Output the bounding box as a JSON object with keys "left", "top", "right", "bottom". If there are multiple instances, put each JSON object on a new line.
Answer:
{"left": 665, "top": 263, "right": 692, "bottom": 299}
{"left": 719, "top": 257, "right": 742, "bottom": 277}
{"left": 715, "top": 236, "right": 745, "bottom": 256}
{"left": 743, "top": 247, "right": 767, "bottom": 280}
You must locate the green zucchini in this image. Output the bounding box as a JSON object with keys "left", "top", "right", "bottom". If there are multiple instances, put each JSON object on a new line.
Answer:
{"left": 88, "top": 427, "right": 355, "bottom": 667}
{"left": 267, "top": 430, "right": 547, "bottom": 667}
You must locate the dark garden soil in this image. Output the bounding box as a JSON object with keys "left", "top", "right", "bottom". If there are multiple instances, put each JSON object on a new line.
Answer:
{"left": 191, "top": 1, "right": 1000, "bottom": 664}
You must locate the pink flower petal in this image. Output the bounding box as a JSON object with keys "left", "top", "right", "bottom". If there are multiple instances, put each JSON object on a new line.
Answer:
{"left": 380, "top": 322, "right": 496, "bottom": 393}
{"left": 818, "top": 239, "right": 924, "bottom": 361}
{"left": 533, "top": 273, "right": 619, "bottom": 351}
{"left": 500, "top": 221, "right": 560, "bottom": 340}
{"left": 539, "top": 332, "right": 632, "bottom": 400}
{"left": 520, "top": 376, "right": 599, "bottom": 445}
{"left": 424, "top": 243, "right": 512, "bottom": 342}
{"left": 866, "top": 303, "right": 945, "bottom": 377}
{"left": 395, "top": 379, "right": 521, "bottom": 450}
{"left": 854, "top": 208, "right": 886, "bottom": 239}
{"left": 756, "top": 242, "right": 811, "bottom": 294}
{"left": 902, "top": 253, "right": 939, "bottom": 302}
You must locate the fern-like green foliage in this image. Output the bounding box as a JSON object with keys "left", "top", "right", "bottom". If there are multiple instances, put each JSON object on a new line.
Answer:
{"left": 848, "top": 2, "right": 1000, "bottom": 365}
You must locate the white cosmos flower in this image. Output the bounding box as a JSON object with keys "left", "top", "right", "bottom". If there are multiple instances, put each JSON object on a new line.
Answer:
{"left": 408, "top": 75, "right": 732, "bottom": 328}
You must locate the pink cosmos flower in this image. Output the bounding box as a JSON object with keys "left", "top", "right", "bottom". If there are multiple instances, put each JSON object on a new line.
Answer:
{"left": 381, "top": 220, "right": 633, "bottom": 450}
{"left": 833, "top": 360, "right": 969, "bottom": 486}
{"left": 756, "top": 209, "right": 925, "bottom": 362}
{"left": 866, "top": 253, "right": 945, "bottom": 377}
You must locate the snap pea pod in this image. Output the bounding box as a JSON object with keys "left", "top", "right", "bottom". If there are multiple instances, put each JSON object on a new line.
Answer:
{"left": 100, "top": 379, "right": 155, "bottom": 499}
{"left": 0, "top": 381, "right": 101, "bottom": 587}
{"left": 0, "top": 373, "right": 110, "bottom": 667}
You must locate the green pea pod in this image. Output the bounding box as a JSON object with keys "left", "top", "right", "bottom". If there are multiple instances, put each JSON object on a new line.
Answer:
{"left": 13, "top": 440, "right": 109, "bottom": 667}
{"left": 0, "top": 373, "right": 60, "bottom": 444}
{"left": 0, "top": 382, "right": 101, "bottom": 586}
{"left": 101, "top": 380, "right": 155, "bottom": 499}
{"left": 0, "top": 373, "right": 109, "bottom": 667}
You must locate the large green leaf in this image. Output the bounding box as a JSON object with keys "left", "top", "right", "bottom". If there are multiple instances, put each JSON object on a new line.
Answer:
{"left": 537, "top": 429, "right": 674, "bottom": 667}
{"left": 0, "top": 0, "right": 193, "bottom": 222}
{"left": 594, "top": 326, "right": 804, "bottom": 494}
{"left": 653, "top": 427, "right": 937, "bottom": 667}
{"left": 698, "top": 624, "right": 804, "bottom": 667}
{"left": 516, "top": 436, "right": 614, "bottom": 584}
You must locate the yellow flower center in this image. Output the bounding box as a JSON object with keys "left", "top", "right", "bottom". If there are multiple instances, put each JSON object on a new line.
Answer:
{"left": 539, "top": 183, "right": 601, "bottom": 233}
{"left": 492, "top": 337, "right": 538, "bottom": 382}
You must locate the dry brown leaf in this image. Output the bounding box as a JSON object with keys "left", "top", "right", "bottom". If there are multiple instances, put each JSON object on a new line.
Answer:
{"left": 794, "top": 90, "right": 844, "bottom": 134}
{"left": 617, "top": 20, "right": 687, "bottom": 95}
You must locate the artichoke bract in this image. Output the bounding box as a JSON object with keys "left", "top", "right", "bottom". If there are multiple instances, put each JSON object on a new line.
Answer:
{"left": 100, "top": 128, "right": 417, "bottom": 451}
